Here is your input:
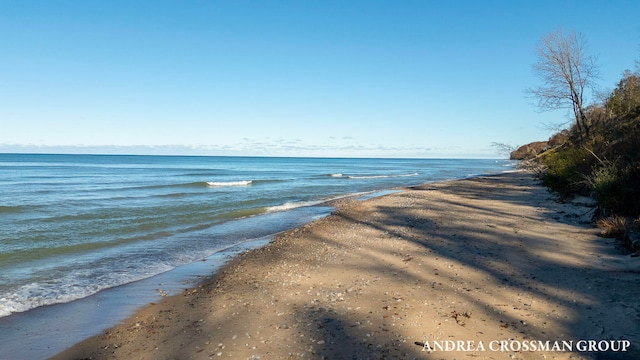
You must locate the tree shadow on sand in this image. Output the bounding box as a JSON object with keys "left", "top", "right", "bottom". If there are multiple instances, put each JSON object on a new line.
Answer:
{"left": 296, "top": 172, "right": 640, "bottom": 359}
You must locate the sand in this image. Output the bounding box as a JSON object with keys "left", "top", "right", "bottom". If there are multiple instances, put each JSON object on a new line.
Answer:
{"left": 51, "top": 172, "right": 639, "bottom": 360}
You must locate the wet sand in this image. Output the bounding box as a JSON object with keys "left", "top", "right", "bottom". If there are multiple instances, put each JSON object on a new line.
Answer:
{"left": 52, "top": 172, "right": 640, "bottom": 359}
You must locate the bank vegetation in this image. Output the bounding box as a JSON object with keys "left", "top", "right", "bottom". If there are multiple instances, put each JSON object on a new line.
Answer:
{"left": 514, "top": 29, "right": 640, "bottom": 251}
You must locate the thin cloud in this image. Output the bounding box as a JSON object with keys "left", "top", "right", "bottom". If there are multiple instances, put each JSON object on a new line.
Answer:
{"left": 0, "top": 141, "right": 499, "bottom": 158}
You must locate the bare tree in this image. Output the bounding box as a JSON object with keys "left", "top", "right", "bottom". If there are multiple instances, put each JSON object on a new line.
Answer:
{"left": 527, "top": 28, "right": 599, "bottom": 141}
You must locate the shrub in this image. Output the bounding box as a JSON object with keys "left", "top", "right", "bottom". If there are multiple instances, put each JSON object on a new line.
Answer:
{"left": 575, "top": 160, "right": 640, "bottom": 217}
{"left": 539, "top": 147, "right": 594, "bottom": 196}
{"left": 585, "top": 162, "right": 622, "bottom": 210}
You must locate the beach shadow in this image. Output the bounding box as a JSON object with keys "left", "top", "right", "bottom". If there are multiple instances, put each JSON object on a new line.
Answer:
{"left": 310, "top": 172, "right": 640, "bottom": 358}
{"left": 306, "top": 308, "right": 425, "bottom": 359}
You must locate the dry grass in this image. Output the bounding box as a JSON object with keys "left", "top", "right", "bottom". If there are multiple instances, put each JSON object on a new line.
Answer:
{"left": 597, "top": 215, "right": 629, "bottom": 239}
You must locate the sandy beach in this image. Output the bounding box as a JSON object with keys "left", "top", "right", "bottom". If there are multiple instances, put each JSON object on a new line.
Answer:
{"left": 52, "top": 172, "right": 639, "bottom": 360}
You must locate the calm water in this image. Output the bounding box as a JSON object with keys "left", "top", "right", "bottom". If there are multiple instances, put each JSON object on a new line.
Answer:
{"left": 0, "top": 154, "right": 515, "bottom": 318}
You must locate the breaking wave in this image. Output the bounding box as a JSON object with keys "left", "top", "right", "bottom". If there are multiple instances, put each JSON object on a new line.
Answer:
{"left": 265, "top": 200, "right": 325, "bottom": 212}
{"left": 206, "top": 180, "right": 253, "bottom": 187}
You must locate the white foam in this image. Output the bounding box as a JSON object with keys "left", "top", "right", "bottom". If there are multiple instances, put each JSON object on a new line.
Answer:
{"left": 330, "top": 173, "right": 343, "bottom": 177}
{"left": 266, "top": 200, "right": 324, "bottom": 212}
{"left": 0, "top": 262, "right": 174, "bottom": 318}
{"left": 206, "top": 180, "right": 252, "bottom": 187}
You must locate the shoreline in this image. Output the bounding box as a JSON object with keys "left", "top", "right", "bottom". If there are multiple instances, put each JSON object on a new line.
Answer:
{"left": 53, "top": 172, "right": 639, "bottom": 359}
{"left": 0, "top": 185, "right": 397, "bottom": 359}
{"left": 0, "top": 236, "right": 275, "bottom": 360}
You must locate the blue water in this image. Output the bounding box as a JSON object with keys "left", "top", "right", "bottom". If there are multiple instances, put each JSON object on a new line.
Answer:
{"left": 0, "top": 154, "right": 515, "bottom": 318}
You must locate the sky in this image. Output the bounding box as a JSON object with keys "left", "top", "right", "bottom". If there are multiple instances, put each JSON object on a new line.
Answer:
{"left": 1, "top": 1, "right": 639, "bottom": 158}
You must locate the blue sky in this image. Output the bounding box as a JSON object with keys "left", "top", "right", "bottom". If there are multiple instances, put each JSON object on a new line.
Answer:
{"left": 1, "top": 1, "right": 639, "bottom": 158}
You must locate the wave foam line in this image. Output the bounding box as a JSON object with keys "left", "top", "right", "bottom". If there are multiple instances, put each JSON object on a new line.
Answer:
{"left": 266, "top": 200, "right": 325, "bottom": 212}
{"left": 206, "top": 180, "right": 253, "bottom": 187}
{"left": 0, "top": 262, "right": 173, "bottom": 318}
